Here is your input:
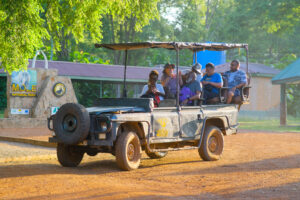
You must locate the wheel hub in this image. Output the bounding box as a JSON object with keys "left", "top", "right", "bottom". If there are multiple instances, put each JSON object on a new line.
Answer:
{"left": 127, "top": 143, "right": 135, "bottom": 161}
{"left": 63, "top": 114, "right": 77, "bottom": 132}
{"left": 208, "top": 136, "right": 218, "bottom": 152}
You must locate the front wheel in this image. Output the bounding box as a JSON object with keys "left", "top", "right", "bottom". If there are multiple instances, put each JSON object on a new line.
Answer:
{"left": 198, "top": 126, "right": 224, "bottom": 161}
{"left": 57, "top": 143, "right": 84, "bottom": 167}
{"left": 115, "top": 131, "right": 141, "bottom": 171}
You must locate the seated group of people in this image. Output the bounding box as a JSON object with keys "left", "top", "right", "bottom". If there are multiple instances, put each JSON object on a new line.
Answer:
{"left": 140, "top": 60, "right": 247, "bottom": 107}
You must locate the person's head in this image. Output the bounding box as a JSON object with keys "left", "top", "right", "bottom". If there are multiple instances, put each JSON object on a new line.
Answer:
{"left": 186, "top": 71, "right": 196, "bottom": 84}
{"left": 192, "top": 63, "right": 202, "bottom": 74}
{"left": 163, "top": 63, "right": 175, "bottom": 76}
{"left": 230, "top": 60, "right": 240, "bottom": 72}
{"left": 149, "top": 70, "right": 159, "bottom": 85}
{"left": 205, "top": 62, "right": 215, "bottom": 76}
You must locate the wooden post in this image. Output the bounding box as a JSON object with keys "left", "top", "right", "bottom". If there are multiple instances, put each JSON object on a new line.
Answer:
{"left": 99, "top": 81, "right": 102, "bottom": 98}
{"left": 280, "top": 84, "right": 287, "bottom": 126}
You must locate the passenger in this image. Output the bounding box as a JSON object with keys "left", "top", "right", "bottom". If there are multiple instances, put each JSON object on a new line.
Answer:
{"left": 180, "top": 71, "right": 202, "bottom": 106}
{"left": 161, "top": 63, "right": 183, "bottom": 98}
{"left": 140, "top": 70, "right": 165, "bottom": 107}
{"left": 224, "top": 60, "right": 247, "bottom": 104}
{"left": 192, "top": 63, "right": 203, "bottom": 83}
{"left": 201, "top": 63, "right": 223, "bottom": 104}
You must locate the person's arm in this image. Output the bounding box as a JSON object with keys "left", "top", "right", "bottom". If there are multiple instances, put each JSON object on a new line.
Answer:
{"left": 161, "top": 75, "right": 170, "bottom": 86}
{"left": 178, "top": 71, "right": 183, "bottom": 86}
{"left": 201, "top": 75, "right": 208, "bottom": 85}
{"left": 189, "top": 91, "right": 201, "bottom": 100}
{"left": 156, "top": 84, "right": 165, "bottom": 96}
{"left": 203, "top": 73, "right": 223, "bottom": 88}
{"left": 206, "top": 81, "right": 222, "bottom": 88}
{"left": 146, "top": 85, "right": 154, "bottom": 94}
{"left": 230, "top": 83, "right": 246, "bottom": 92}
{"left": 182, "top": 81, "right": 201, "bottom": 105}
{"left": 140, "top": 85, "right": 148, "bottom": 96}
{"left": 231, "top": 72, "right": 247, "bottom": 91}
{"left": 182, "top": 91, "right": 201, "bottom": 105}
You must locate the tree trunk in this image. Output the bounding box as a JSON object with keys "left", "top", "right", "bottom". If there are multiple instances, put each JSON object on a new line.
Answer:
{"left": 109, "top": 15, "right": 119, "bottom": 64}
{"left": 280, "top": 84, "right": 287, "bottom": 126}
{"left": 56, "top": 29, "right": 70, "bottom": 61}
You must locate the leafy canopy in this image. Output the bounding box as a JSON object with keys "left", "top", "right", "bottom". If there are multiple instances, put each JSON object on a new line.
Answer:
{"left": 0, "top": 0, "right": 160, "bottom": 73}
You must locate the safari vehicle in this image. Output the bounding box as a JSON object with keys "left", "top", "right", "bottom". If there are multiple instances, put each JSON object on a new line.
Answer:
{"left": 48, "top": 42, "right": 250, "bottom": 171}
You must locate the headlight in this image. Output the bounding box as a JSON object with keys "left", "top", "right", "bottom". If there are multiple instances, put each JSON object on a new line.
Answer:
{"left": 100, "top": 121, "right": 107, "bottom": 132}
{"left": 96, "top": 115, "right": 112, "bottom": 133}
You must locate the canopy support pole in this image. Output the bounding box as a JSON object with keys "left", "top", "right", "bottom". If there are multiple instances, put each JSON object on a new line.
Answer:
{"left": 194, "top": 50, "right": 197, "bottom": 64}
{"left": 245, "top": 46, "right": 249, "bottom": 74}
{"left": 176, "top": 47, "right": 180, "bottom": 108}
{"left": 123, "top": 50, "right": 128, "bottom": 98}
{"left": 280, "top": 84, "right": 287, "bottom": 126}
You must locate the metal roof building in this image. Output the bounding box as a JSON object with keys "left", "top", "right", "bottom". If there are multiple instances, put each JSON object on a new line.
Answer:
{"left": 272, "top": 58, "right": 300, "bottom": 84}
{"left": 215, "top": 62, "right": 280, "bottom": 76}
{"left": 271, "top": 58, "right": 300, "bottom": 125}
{"left": 215, "top": 62, "right": 281, "bottom": 118}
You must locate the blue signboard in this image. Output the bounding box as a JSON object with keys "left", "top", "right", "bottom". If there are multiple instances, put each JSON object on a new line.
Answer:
{"left": 10, "top": 70, "right": 37, "bottom": 97}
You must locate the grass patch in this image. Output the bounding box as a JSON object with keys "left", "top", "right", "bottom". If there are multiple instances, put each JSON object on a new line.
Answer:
{"left": 0, "top": 110, "right": 4, "bottom": 118}
{"left": 239, "top": 117, "right": 300, "bottom": 132}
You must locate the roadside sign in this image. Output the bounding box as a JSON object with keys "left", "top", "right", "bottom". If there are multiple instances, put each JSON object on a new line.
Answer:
{"left": 11, "top": 108, "right": 29, "bottom": 115}
{"left": 51, "top": 107, "right": 59, "bottom": 115}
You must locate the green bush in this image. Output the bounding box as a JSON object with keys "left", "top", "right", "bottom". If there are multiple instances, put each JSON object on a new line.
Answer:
{"left": 0, "top": 77, "right": 7, "bottom": 112}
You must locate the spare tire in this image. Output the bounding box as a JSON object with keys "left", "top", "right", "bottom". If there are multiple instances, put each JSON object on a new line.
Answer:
{"left": 53, "top": 103, "right": 90, "bottom": 145}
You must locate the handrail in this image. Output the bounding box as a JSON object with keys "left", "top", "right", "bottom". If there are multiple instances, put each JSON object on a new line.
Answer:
{"left": 32, "top": 50, "right": 48, "bottom": 69}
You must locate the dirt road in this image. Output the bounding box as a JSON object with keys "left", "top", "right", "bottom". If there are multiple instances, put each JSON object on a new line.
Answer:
{"left": 0, "top": 131, "right": 300, "bottom": 199}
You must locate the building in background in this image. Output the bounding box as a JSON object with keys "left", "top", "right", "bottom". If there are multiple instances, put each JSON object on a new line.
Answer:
{"left": 0, "top": 61, "right": 190, "bottom": 108}
{"left": 272, "top": 57, "right": 300, "bottom": 125}
{"left": 215, "top": 62, "right": 281, "bottom": 118}
{"left": 0, "top": 60, "right": 281, "bottom": 119}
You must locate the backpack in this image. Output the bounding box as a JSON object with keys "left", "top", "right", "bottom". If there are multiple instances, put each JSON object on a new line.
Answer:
{"left": 140, "top": 93, "right": 160, "bottom": 107}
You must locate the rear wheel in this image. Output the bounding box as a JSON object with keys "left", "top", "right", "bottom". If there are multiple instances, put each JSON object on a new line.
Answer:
{"left": 199, "top": 126, "right": 224, "bottom": 161}
{"left": 145, "top": 148, "right": 168, "bottom": 159}
{"left": 115, "top": 131, "right": 141, "bottom": 171}
{"left": 57, "top": 143, "right": 84, "bottom": 167}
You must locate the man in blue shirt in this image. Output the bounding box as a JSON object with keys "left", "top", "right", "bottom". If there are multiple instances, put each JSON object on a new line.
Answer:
{"left": 201, "top": 63, "right": 223, "bottom": 104}
{"left": 224, "top": 60, "right": 247, "bottom": 104}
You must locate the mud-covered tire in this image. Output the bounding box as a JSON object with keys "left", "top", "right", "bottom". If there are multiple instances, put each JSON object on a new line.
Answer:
{"left": 115, "top": 131, "right": 141, "bottom": 171}
{"left": 145, "top": 148, "right": 168, "bottom": 159}
{"left": 53, "top": 103, "right": 90, "bottom": 145}
{"left": 57, "top": 143, "right": 84, "bottom": 167}
{"left": 199, "top": 126, "right": 224, "bottom": 161}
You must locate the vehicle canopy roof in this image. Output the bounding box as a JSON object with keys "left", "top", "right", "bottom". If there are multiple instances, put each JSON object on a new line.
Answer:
{"left": 95, "top": 42, "right": 248, "bottom": 51}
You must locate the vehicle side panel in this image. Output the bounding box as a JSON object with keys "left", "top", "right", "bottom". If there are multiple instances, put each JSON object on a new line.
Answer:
{"left": 179, "top": 106, "right": 203, "bottom": 138}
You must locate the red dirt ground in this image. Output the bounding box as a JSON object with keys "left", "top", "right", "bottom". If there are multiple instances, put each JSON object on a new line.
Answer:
{"left": 0, "top": 131, "right": 300, "bottom": 199}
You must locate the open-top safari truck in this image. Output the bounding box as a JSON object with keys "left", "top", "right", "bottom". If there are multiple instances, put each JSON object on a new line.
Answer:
{"left": 48, "top": 42, "right": 250, "bottom": 171}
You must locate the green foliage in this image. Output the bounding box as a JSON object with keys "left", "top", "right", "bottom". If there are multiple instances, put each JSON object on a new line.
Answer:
{"left": 286, "top": 84, "right": 300, "bottom": 117}
{"left": 239, "top": 117, "right": 300, "bottom": 132}
{"left": 274, "top": 54, "right": 297, "bottom": 70}
{"left": 0, "top": 0, "right": 161, "bottom": 73}
{"left": 0, "top": 0, "right": 48, "bottom": 73}
{"left": 0, "top": 77, "right": 6, "bottom": 111}
{"left": 69, "top": 51, "right": 110, "bottom": 64}
{"left": 72, "top": 80, "right": 100, "bottom": 107}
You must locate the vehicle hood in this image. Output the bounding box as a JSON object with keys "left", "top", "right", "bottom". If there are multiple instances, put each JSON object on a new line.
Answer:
{"left": 86, "top": 106, "right": 146, "bottom": 115}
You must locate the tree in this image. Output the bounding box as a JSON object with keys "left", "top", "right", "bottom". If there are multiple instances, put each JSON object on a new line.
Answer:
{"left": 207, "top": 0, "right": 300, "bottom": 64}
{"left": 0, "top": 0, "right": 160, "bottom": 73}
